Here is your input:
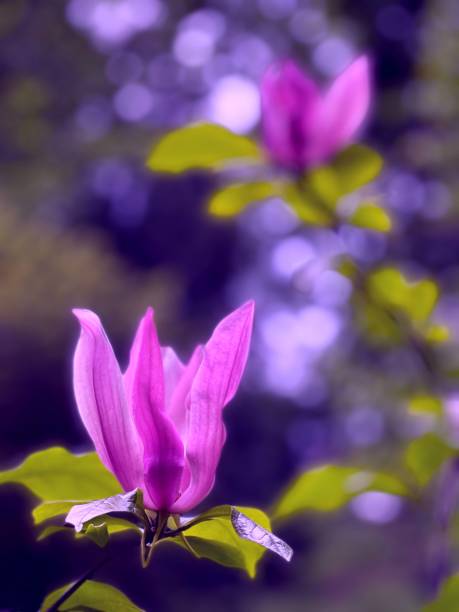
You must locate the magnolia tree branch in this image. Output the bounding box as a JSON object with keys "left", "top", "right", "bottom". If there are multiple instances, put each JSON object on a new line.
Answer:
{"left": 45, "top": 555, "right": 111, "bottom": 612}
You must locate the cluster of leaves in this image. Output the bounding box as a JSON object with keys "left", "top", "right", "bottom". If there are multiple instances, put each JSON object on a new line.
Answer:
{"left": 3, "top": 433, "right": 458, "bottom": 610}
{"left": 0, "top": 447, "right": 292, "bottom": 610}
{"left": 338, "top": 262, "right": 449, "bottom": 347}
{"left": 147, "top": 123, "right": 390, "bottom": 232}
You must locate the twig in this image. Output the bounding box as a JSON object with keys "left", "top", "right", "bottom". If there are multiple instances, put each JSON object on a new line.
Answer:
{"left": 45, "top": 554, "right": 110, "bottom": 612}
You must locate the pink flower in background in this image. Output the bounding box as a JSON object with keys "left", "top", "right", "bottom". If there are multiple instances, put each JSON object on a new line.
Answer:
{"left": 72, "top": 302, "right": 254, "bottom": 513}
{"left": 261, "top": 56, "right": 371, "bottom": 171}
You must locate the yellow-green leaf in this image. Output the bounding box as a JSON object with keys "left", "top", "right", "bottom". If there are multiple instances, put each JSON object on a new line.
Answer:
{"left": 0, "top": 447, "right": 121, "bottom": 501}
{"left": 173, "top": 506, "right": 272, "bottom": 578}
{"left": 37, "top": 517, "right": 138, "bottom": 543}
{"left": 331, "top": 144, "right": 383, "bottom": 194}
{"left": 425, "top": 324, "right": 450, "bottom": 344}
{"left": 147, "top": 123, "right": 262, "bottom": 173}
{"left": 208, "top": 181, "right": 278, "bottom": 217}
{"left": 299, "top": 145, "right": 383, "bottom": 212}
{"left": 367, "top": 268, "right": 439, "bottom": 325}
{"left": 407, "top": 394, "right": 443, "bottom": 417}
{"left": 404, "top": 434, "right": 456, "bottom": 487}
{"left": 282, "top": 182, "right": 334, "bottom": 226}
{"left": 271, "top": 465, "right": 407, "bottom": 523}
{"left": 85, "top": 522, "right": 110, "bottom": 547}
{"left": 423, "top": 574, "right": 459, "bottom": 611}
{"left": 409, "top": 280, "right": 439, "bottom": 324}
{"left": 350, "top": 203, "right": 392, "bottom": 232}
{"left": 33, "top": 500, "right": 75, "bottom": 524}
{"left": 41, "top": 579, "right": 143, "bottom": 612}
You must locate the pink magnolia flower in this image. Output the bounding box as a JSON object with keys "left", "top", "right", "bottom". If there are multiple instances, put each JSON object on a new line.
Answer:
{"left": 261, "top": 56, "right": 371, "bottom": 171}
{"left": 72, "top": 302, "right": 254, "bottom": 514}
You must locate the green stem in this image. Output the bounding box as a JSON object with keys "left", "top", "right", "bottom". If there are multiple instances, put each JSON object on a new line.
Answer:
{"left": 141, "top": 510, "right": 169, "bottom": 568}
{"left": 45, "top": 555, "right": 110, "bottom": 612}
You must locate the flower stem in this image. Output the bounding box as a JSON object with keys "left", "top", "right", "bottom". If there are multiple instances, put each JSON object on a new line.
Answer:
{"left": 141, "top": 510, "right": 169, "bottom": 568}
{"left": 45, "top": 554, "right": 110, "bottom": 612}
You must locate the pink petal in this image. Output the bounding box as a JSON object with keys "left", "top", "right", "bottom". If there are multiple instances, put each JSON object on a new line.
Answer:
{"left": 72, "top": 309, "right": 143, "bottom": 492}
{"left": 313, "top": 55, "right": 371, "bottom": 161}
{"left": 166, "top": 345, "right": 203, "bottom": 439}
{"left": 126, "top": 308, "right": 185, "bottom": 511}
{"left": 171, "top": 301, "right": 255, "bottom": 513}
{"left": 261, "top": 60, "right": 321, "bottom": 169}
{"left": 161, "top": 347, "right": 185, "bottom": 409}
{"left": 166, "top": 346, "right": 204, "bottom": 496}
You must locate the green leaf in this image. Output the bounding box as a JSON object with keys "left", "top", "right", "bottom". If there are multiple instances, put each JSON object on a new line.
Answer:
{"left": 404, "top": 434, "right": 456, "bottom": 487}
{"left": 407, "top": 394, "right": 443, "bottom": 417}
{"left": 174, "top": 506, "right": 274, "bottom": 578}
{"left": 34, "top": 500, "right": 139, "bottom": 547}
{"left": 147, "top": 123, "right": 262, "bottom": 174}
{"left": 85, "top": 522, "right": 110, "bottom": 547}
{"left": 410, "top": 281, "right": 439, "bottom": 324}
{"left": 367, "top": 267, "right": 439, "bottom": 326}
{"left": 356, "top": 295, "right": 402, "bottom": 344}
{"left": 37, "top": 525, "right": 70, "bottom": 541}
{"left": 282, "top": 182, "right": 334, "bottom": 226}
{"left": 33, "top": 500, "right": 75, "bottom": 525}
{"left": 0, "top": 447, "right": 121, "bottom": 501}
{"left": 297, "top": 145, "right": 383, "bottom": 214}
{"left": 304, "top": 166, "right": 341, "bottom": 209}
{"left": 41, "top": 579, "right": 143, "bottom": 612}
{"left": 425, "top": 324, "right": 450, "bottom": 344}
{"left": 37, "top": 517, "right": 138, "bottom": 543}
{"left": 208, "top": 181, "right": 278, "bottom": 217}
{"left": 423, "top": 574, "right": 459, "bottom": 611}
{"left": 349, "top": 203, "right": 392, "bottom": 232}
{"left": 330, "top": 144, "right": 383, "bottom": 195}
{"left": 272, "top": 465, "right": 408, "bottom": 523}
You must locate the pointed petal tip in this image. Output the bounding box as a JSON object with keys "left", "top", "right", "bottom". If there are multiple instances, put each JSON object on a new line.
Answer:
{"left": 238, "top": 299, "right": 255, "bottom": 319}
{"left": 350, "top": 55, "right": 371, "bottom": 82}
{"left": 144, "top": 305, "right": 154, "bottom": 318}
{"left": 72, "top": 308, "right": 101, "bottom": 330}
{"left": 137, "top": 306, "right": 156, "bottom": 330}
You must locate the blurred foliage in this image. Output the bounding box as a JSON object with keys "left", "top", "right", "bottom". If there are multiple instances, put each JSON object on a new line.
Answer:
{"left": 407, "top": 394, "right": 443, "bottom": 417}
{"left": 147, "top": 123, "right": 263, "bottom": 173}
{"left": 422, "top": 574, "right": 459, "bottom": 612}
{"left": 149, "top": 127, "right": 388, "bottom": 231}
{"left": 349, "top": 203, "right": 391, "bottom": 232}
{"left": 345, "top": 265, "right": 448, "bottom": 347}
{"left": 272, "top": 465, "right": 408, "bottom": 523}
{"left": 208, "top": 182, "right": 277, "bottom": 217}
{"left": 0, "top": 205, "right": 178, "bottom": 353}
{"left": 404, "top": 434, "right": 456, "bottom": 488}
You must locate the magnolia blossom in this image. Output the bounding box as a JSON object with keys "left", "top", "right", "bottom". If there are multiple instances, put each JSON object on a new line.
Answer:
{"left": 261, "top": 56, "right": 371, "bottom": 170}
{"left": 72, "top": 302, "right": 254, "bottom": 513}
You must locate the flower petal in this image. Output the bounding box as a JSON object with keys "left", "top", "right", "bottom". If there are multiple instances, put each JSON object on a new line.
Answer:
{"left": 261, "top": 60, "right": 321, "bottom": 169}
{"left": 126, "top": 308, "right": 185, "bottom": 511}
{"left": 314, "top": 55, "right": 371, "bottom": 160}
{"left": 72, "top": 309, "right": 143, "bottom": 492}
{"left": 166, "top": 345, "right": 203, "bottom": 439}
{"left": 161, "top": 347, "right": 185, "bottom": 409}
{"left": 171, "top": 301, "right": 255, "bottom": 513}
